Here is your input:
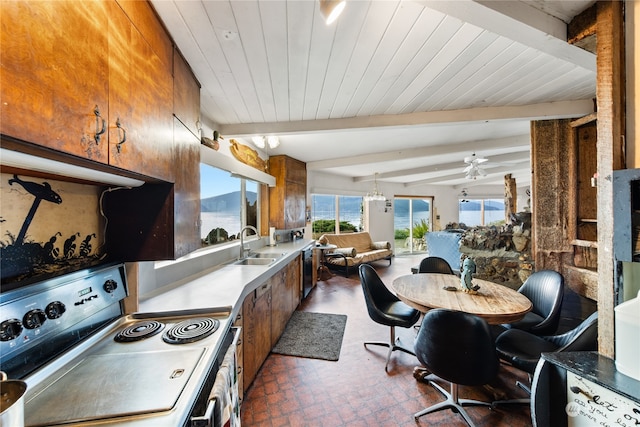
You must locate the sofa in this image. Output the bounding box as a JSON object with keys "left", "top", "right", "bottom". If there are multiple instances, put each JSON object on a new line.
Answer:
{"left": 318, "top": 231, "right": 393, "bottom": 276}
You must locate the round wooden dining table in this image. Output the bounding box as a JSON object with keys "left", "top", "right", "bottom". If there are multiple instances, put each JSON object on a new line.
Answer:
{"left": 391, "top": 273, "right": 532, "bottom": 324}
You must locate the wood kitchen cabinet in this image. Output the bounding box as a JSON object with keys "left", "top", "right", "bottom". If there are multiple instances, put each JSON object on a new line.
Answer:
{"left": 268, "top": 155, "right": 307, "bottom": 230}
{"left": 1, "top": 0, "right": 174, "bottom": 182}
{"left": 173, "top": 49, "right": 201, "bottom": 138}
{"left": 270, "top": 255, "right": 301, "bottom": 345}
{"left": 240, "top": 256, "right": 301, "bottom": 393}
{"left": 108, "top": 0, "right": 174, "bottom": 181}
{"left": 242, "top": 281, "right": 271, "bottom": 390}
{"left": 1, "top": 1, "right": 110, "bottom": 162}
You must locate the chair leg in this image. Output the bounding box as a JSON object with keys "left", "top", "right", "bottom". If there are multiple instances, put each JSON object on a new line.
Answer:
{"left": 364, "top": 326, "right": 415, "bottom": 372}
{"left": 491, "top": 377, "right": 532, "bottom": 406}
{"left": 415, "top": 382, "right": 492, "bottom": 427}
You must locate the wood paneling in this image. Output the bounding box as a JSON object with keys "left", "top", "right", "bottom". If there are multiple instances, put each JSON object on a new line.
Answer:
{"left": 268, "top": 155, "right": 306, "bottom": 230}
{"left": 1, "top": 1, "right": 110, "bottom": 162}
{"left": 173, "top": 49, "right": 201, "bottom": 138}
{"left": 595, "top": 0, "right": 626, "bottom": 357}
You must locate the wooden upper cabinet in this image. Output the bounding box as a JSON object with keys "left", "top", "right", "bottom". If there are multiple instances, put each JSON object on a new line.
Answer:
{"left": 1, "top": 1, "right": 110, "bottom": 163}
{"left": 173, "top": 50, "right": 201, "bottom": 138}
{"left": 268, "top": 155, "right": 307, "bottom": 230}
{"left": 173, "top": 117, "right": 201, "bottom": 257}
{"left": 1, "top": 0, "right": 174, "bottom": 181}
{"left": 108, "top": 1, "right": 174, "bottom": 181}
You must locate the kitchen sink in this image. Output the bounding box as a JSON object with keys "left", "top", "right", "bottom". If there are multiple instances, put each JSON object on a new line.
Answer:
{"left": 249, "top": 252, "right": 286, "bottom": 259}
{"left": 233, "top": 257, "right": 276, "bottom": 266}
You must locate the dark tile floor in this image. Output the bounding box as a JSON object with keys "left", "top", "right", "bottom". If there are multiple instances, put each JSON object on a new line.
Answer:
{"left": 240, "top": 254, "right": 596, "bottom": 427}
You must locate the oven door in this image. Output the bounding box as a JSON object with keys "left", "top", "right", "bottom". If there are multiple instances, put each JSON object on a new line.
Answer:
{"left": 190, "top": 327, "right": 240, "bottom": 427}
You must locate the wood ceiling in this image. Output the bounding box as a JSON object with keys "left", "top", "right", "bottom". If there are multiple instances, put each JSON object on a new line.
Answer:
{"left": 151, "top": 0, "right": 597, "bottom": 190}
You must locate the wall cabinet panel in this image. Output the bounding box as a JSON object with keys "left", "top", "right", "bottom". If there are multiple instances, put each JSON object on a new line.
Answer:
{"left": 1, "top": 1, "right": 110, "bottom": 162}
{"left": 269, "top": 155, "right": 307, "bottom": 230}
{"left": 1, "top": 0, "right": 174, "bottom": 182}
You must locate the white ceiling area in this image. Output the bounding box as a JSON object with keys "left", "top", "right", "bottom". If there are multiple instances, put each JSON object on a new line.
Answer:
{"left": 151, "top": 0, "right": 597, "bottom": 190}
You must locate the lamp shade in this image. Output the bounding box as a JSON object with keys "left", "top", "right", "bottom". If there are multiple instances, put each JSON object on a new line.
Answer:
{"left": 319, "top": 0, "right": 346, "bottom": 25}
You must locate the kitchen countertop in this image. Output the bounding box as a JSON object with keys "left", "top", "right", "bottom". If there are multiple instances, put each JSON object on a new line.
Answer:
{"left": 139, "top": 239, "right": 315, "bottom": 321}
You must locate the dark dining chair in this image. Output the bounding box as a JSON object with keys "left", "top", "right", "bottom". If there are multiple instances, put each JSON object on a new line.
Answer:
{"left": 417, "top": 256, "right": 454, "bottom": 275}
{"left": 493, "top": 311, "right": 598, "bottom": 405}
{"left": 413, "top": 308, "right": 499, "bottom": 427}
{"left": 358, "top": 264, "right": 420, "bottom": 372}
{"left": 501, "top": 270, "right": 565, "bottom": 336}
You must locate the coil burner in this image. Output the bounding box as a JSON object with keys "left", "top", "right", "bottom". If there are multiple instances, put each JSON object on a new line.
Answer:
{"left": 162, "top": 317, "right": 220, "bottom": 344}
{"left": 114, "top": 320, "right": 165, "bottom": 343}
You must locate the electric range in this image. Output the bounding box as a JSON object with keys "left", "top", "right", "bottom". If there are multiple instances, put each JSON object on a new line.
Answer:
{"left": 0, "top": 263, "right": 238, "bottom": 427}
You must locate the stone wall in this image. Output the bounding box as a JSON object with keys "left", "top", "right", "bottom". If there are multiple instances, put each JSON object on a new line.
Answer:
{"left": 449, "top": 213, "right": 533, "bottom": 290}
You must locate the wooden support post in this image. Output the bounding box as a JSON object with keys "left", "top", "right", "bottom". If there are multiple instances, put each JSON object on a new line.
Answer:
{"left": 596, "top": 0, "right": 625, "bottom": 358}
{"left": 504, "top": 173, "right": 517, "bottom": 223}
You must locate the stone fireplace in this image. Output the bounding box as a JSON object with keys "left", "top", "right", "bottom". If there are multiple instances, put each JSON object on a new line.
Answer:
{"left": 449, "top": 213, "right": 533, "bottom": 290}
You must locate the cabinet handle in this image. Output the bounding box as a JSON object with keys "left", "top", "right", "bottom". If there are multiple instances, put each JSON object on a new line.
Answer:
{"left": 115, "top": 118, "right": 127, "bottom": 153}
{"left": 93, "top": 105, "right": 106, "bottom": 144}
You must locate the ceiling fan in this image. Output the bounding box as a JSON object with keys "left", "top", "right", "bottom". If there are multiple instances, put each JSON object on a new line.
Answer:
{"left": 463, "top": 153, "right": 488, "bottom": 180}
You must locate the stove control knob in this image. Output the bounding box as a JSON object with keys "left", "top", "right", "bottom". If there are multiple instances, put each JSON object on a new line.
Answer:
{"left": 103, "top": 279, "right": 118, "bottom": 293}
{"left": 23, "top": 309, "right": 47, "bottom": 329}
{"left": 0, "top": 318, "right": 23, "bottom": 341}
{"left": 45, "top": 301, "right": 66, "bottom": 319}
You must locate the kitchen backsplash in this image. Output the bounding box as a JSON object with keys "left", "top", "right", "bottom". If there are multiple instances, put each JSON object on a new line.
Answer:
{"left": 0, "top": 173, "right": 105, "bottom": 288}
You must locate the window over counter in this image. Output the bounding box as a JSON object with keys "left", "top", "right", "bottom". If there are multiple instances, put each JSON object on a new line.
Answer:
{"left": 200, "top": 163, "right": 259, "bottom": 247}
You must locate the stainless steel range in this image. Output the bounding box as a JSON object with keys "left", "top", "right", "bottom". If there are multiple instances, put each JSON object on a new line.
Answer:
{"left": 0, "top": 263, "right": 239, "bottom": 427}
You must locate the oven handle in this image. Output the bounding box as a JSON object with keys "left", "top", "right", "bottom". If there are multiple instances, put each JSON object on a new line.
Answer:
{"left": 190, "top": 398, "right": 216, "bottom": 427}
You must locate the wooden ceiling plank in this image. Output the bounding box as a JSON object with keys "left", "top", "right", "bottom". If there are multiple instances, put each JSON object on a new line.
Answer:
{"left": 418, "top": 0, "right": 596, "bottom": 71}
{"left": 357, "top": 8, "right": 447, "bottom": 115}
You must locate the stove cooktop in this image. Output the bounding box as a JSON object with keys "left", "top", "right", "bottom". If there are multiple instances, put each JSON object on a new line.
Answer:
{"left": 24, "top": 309, "right": 232, "bottom": 427}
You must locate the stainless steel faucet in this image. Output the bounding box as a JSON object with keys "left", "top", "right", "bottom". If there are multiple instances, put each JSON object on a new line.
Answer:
{"left": 239, "top": 225, "right": 260, "bottom": 259}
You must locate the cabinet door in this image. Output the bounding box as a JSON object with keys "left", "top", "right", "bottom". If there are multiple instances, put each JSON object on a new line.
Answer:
{"left": 1, "top": 1, "right": 110, "bottom": 162}
{"left": 242, "top": 284, "right": 271, "bottom": 389}
{"left": 270, "top": 270, "right": 289, "bottom": 346}
{"left": 285, "top": 181, "right": 307, "bottom": 229}
{"left": 173, "top": 118, "right": 201, "bottom": 257}
{"left": 108, "top": 1, "right": 174, "bottom": 181}
{"left": 173, "top": 50, "right": 201, "bottom": 138}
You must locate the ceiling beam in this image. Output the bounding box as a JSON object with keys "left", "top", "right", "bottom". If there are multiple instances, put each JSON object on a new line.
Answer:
{"left": 218, "top": 99, "right": 594, "bottom": 136}
{"left": 416, "top": 0, "right": 596, "bottom": 71}
{"left": 310, "top": 135, "right": 530, "bottom": 171}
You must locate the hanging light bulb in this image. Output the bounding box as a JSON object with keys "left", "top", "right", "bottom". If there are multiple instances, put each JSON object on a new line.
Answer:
{"left": 319, "top": 0, "right": 346, "bottom": 25}
{"left": 267, "top": 136, "right": 280, "bottom": 149}
{"left": 364, "top": 173, "right": 386, "bottom": 201}
{"left": 251, "top": 136, "right": 265, "bottom": 149}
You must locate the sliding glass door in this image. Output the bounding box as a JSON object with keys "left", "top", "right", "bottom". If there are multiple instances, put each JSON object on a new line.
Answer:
{"left": 394, "top": 197, "right": 432, "bottom": 255}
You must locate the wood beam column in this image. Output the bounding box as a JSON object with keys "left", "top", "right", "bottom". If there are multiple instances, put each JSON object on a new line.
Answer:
{"left": 596, "top": 0, "right": 625, "bottom": 357}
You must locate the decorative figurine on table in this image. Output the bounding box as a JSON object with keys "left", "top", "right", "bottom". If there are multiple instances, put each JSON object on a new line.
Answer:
{"left": 460, "top": 257, "right": 480, "bottom": 294}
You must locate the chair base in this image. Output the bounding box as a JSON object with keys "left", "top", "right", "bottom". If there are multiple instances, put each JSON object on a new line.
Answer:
{"left": 492, "top": 380, "right": 531, "bottom": 406}
{"left": 415, "top": 382, "right": 492, "bottom": 427}
{"left": 364, "top": 326, "right": 415, "bottom": 372}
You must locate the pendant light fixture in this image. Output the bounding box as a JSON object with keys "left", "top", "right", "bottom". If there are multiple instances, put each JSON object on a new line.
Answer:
{"left": 319, "top": 0, "right": 346, "bottom": 25}
{"left": 364, "top": 173, "right": 386, "bottom": 201}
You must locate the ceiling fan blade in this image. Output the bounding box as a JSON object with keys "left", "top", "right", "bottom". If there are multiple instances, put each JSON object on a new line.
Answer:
{"left": 476, "top": 157, "right": 488, "bottom": 164}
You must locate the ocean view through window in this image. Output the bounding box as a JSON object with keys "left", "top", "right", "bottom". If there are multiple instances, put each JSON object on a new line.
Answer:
{"left": 200, "top": 164, "right": 258, "bottom": 247}
{"left": 459, "top": 198, "right": 505, "bottom": 226}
